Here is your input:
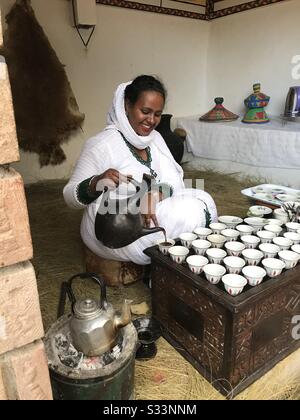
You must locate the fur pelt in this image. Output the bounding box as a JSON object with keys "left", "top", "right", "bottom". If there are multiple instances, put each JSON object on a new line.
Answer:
{"left": 2, "top": 0, "right": 85, "bottom": 166}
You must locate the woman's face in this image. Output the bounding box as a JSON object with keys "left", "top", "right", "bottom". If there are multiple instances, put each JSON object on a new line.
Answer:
{"left": 125, "top": 90, "right": 164, "bottom": 136}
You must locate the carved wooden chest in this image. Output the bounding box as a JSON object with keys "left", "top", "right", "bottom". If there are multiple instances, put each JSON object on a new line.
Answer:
{"left": 144, "top": 244, "right": 300, "bottom": 397}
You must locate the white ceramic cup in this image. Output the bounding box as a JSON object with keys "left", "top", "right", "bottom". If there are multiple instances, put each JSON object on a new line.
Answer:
{"left": 203, "top": 264, "right": 226, "bottom": 284}
{"left": 221, "top": 229, "right": 240, "bottom": 242}
{"left": 264, "top": 224, "right": 282, "bottom": 237}
{"left": 273, "top": 236, "right": 293, "bottom": 251}
{"left": 168, "top": 246, "right": 189, "bottom": 264}
{"left": 236, "top": 224, "right": 255, "bottom": 235}
{"left": 191, "top": 239, "right": 211, "bottom": 256}
{"left": 278, "top": 250, "right": 299, "bottom": 269}
{"left": 222, "top": 274, "right": 247, "bottom": 296}
{"left": 186, "top": 255, "right": 209, "bottom": 274}
{"left": 242, "top": 248, "right": 264, "bottom": 266}
{"left": 179, "top": 232, "right": 197, "bottom": 249}
{"left": 157, "top": 239, "right": 176, "bottom": 255}
{"left": 193, "top": 227, "right": 212, "bottom": 240}
{"left": 291, "top": 244, "right": 300, "bottom": 258}
{"left": 209, "top": 223, "right": 227, "bottom": 235}
{"left": 207, "top": 234, "right": 227, "bottom": 249}
{"left": 225, "top": 241, "right": 246, "bottom": 257}
{"left": 240, "top": 235, "right": 260, "bottom": 249}
{"left": 256, "top": 230, "right": 276, "bottom": 244}
{"left": 242, "top": 265, "right": 266, "bottom": 287}
{"left": 261, "top": 258, "right": 285, "bottom": 277}
{"left": 259, "top": 243, "right": 280, "bottom": 259}
{"left": 206, "top": 248, "right": 227, "bottom": 264}
{"left": 283, "top": 232, "right": 300, "bottom": 245}
{"left": 218, "top": 215, "right": 243, "bottom": 229}
{"left": 223, "top": 256, "right": 246, "bottom": 274}
{"left": 286, "top": 222, "right": 300, "bottom": 233}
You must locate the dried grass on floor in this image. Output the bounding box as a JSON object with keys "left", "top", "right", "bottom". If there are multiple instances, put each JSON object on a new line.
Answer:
{"left": 25, "top": 169, "right": 300, "bottom": 400}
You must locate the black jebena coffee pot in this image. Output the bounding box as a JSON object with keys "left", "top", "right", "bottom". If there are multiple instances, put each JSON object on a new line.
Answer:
{"left": 95, "top": 173, "right": 165, "bottom": 249}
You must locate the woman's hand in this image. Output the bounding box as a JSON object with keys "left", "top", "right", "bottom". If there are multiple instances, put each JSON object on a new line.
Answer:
{"left": 140, "top": 190, "right": 163, "bottom": 228}
{"left": 89, "top": 169, "right": 132, "bottom": 194}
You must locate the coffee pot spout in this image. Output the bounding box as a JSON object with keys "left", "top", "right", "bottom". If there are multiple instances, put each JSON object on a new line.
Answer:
{"left": 114, "top": 299, "right": 132, "bottom": 330}
{"left": 141, "top": 226, "right": 165, "bottom": 238}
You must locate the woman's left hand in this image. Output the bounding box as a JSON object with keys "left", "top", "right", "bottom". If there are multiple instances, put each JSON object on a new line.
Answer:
{"left": 140, "top": 190, "right": 162, "bottom": 228}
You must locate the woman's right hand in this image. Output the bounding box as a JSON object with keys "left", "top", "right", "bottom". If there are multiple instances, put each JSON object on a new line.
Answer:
{"left": 89, "top": 169, "right": 132, "bottom": 194}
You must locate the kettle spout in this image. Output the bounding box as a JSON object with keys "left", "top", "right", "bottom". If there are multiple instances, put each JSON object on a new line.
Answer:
{"left": 114, "top": 299, "right": 132, "bottom": 330}
{"left": 142, "top": 226, "right": 165, "bottom": 238}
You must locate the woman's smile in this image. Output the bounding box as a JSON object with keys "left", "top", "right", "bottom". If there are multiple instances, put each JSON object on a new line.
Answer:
{"left": 126, "top": 91, "right": 164, "bottom": 136}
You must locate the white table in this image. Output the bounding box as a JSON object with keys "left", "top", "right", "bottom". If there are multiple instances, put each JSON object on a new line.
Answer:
{"left": 176, "top": 116, "right": 300, "bottom": 188}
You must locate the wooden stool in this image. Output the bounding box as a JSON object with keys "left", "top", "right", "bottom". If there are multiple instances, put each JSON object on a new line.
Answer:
{"left": 84, "top": 246, "right": 145, "bottom": 287}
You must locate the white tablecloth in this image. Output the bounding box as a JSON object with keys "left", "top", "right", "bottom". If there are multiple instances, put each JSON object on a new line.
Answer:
{"left": 176, "top": 116, "right": 300, "bottom": 170}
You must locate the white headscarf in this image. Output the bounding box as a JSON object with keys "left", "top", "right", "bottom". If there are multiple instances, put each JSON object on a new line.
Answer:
{"left": 105, "top": 80, "right": 184, "bottom": 179}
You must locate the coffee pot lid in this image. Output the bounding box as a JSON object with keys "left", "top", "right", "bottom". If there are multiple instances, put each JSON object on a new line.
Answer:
{"left": 74, "top": 299, "right": 102, "bottom": 319}
{"left": 199, "top": 97, "right": 239, "bottom": 122}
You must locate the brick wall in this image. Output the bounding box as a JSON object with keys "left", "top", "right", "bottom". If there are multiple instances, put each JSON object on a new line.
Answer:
{"left": 0, "top": 9, "right": 52, "bottom": 400}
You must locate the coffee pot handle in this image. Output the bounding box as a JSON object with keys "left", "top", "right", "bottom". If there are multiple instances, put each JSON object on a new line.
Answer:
{"left": 57, "top": 272, "right": 107, "bottom": 318}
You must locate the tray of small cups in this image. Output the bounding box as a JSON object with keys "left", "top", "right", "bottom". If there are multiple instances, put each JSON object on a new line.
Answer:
{"left": 156, "top": 215, "right": 300, "bottom": 297}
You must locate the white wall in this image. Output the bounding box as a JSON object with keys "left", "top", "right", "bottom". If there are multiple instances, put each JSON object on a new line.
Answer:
{"left": 1, "top": 0, "right": 299, "bottom": 183}
{"left": 206, "top": 0, "right": 300, "bottom": 117}
{"left": 0, "top": 0, "right": 210, "bottom": 183}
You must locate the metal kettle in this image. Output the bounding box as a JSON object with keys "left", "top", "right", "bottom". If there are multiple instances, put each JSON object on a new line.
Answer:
{"left": 58, "top": 273, "right": 132, "bottom": 357}
{"left": 94, "top": 173, "right": 165, "bottom": 249}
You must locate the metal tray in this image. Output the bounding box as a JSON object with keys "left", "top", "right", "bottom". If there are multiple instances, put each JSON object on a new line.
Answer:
{"left": 241, "top": 183, "right": 300, "bottom": 207}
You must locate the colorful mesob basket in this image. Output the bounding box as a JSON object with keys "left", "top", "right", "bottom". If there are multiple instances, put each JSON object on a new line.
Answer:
{"left": 242, "top": 83, "right": 270, "bottom": 124}
{"left": 199, "top": 97, "right": 239, "bottom": 122}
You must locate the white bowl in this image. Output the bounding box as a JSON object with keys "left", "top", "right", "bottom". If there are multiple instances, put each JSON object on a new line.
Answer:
{"left": 207, "top": 234, "right": 227, "bottom": 249}
{"left": 291, "top": 244, "right": 300, "bottom": 257}
{"left": 276, "top": 193, "right": 298, "bottom": 202}
{"left": 209, "top": 223, "right": 227, "bottom": 235}
{"left": 206, "top": 248, "right": 227, "bottom": 264}
{"left": 264, "top": 224, "right": 282, "bottom": 236}
{"left": 224, "top": 241, "right": 246, "bottom": 257}
{"left": 283, "top": 232, "right": 300, "bottom": 245}
{"left": 186, "top": 255, "right": 208, "bottom": 274}
{"left": 203, "top": 264, "right": 226, "bottom": 284}
{"left": 242, "top": 248, "right": 264, "bottom": 266}
{"left": 193, "top": 227, "right": 212, "bottom": 240}
{"left": 278, "top": 250, "right": 299, "bottom": 269}
{"left": 236, "top": 224, "right": 254, "bottom": 235}
{"left": 256, "top": 230, "right": 276, "bottom": 244}
{"left": 220, "top": 229, "right": 240, "bottom": 242}
{"left": 242, "top": 266, "right": 266, "bottom": 287}
{"left": 272, "top": 236, "right": 293, "bottom": 251}
{"left": 273, "top": 208, "right": 289, "bottom": 223}
{"left": 191, "top": 239, "right": 211, "bottom": 255}
{"left": 223, "top": 256, "right": 246, "bottom": 274}
{"left": 168, "top": 246, "right": 189, "bottom": 264}
{"left": 266, "top": 218, "right": 284, "bottom": 227}
{"left": 261, "top": 258, "right": 286, "bottom": 277}
{"left": 222, "top": 274, "right": 247, "bottom": 296}
{"left": 249, "top": 205, "right": 272, "bottom": 217}
{"left": 244, "top": 217, "right": 268, "bottom": 233}
{"left": 240, "top": 235, "right": 260, "bottom": 249}
{"left": 179, "top": 232, "right": 197, "bottom": 249}
{"left": 259, "top": 243, "right": 280, "bottom": 259}
{"left": 157, "top": 239, "right": 176, "bottom": 255}
{"left": 286, "top": 222, "right": 300, "bottom": 233}
{"left": 218, "top": 215, "right": 243, "bottom": 229}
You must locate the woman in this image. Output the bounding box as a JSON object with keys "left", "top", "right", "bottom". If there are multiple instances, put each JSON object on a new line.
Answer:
{"left": 63, "top": 75, "right": 217, "bottom": 265}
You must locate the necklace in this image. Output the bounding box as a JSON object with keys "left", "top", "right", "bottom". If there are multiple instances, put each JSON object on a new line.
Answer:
{"left": 119, "top": 131, "right": 158, "bottom": 179}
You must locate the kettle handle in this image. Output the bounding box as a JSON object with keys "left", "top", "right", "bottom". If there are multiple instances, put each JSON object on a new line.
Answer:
{"left": 57, "top": 272, "right": 107, "bottom": 318}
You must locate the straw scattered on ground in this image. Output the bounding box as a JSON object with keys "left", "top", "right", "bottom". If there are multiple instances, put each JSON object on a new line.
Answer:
{"left": 25, "top": 168, "right": 300, "bottom": 400}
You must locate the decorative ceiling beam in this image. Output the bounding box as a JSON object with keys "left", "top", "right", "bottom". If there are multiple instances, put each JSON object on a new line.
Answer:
{"left": 96, "top": 0, "right": 208, "bottom": 20}
{"left": 206, "top": 0, "right": 214, "bottom": 16}
{"left": 210, "top": 0, "right": 287, "bottom": 20}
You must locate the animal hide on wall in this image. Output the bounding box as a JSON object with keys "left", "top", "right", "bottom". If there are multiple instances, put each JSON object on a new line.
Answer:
{"left": 2, "top": 0, "right": 85, "bottom": 166}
